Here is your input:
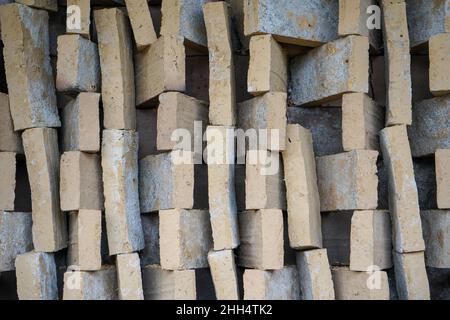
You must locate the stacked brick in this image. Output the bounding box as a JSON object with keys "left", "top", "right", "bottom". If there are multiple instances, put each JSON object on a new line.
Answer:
{"left": 0, "top": 0, "right": 449, "bottom": 300}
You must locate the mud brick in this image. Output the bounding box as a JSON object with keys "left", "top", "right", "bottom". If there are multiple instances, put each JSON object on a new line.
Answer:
{"left": 207, "top": 250, "right": 240, "bottom": 300}
{"left": 116, "top": 253, "right": 144, "bottom": 300}
{"left": 393, "top": 251, "right": 430, "bottom": 300}
{"left": 436, "top": 149, "right": 450, "bottom": 209}
{"left": 0, "top": 93, "right": 22, "bottom": 153}
{"left": 420, "top": 210, "right": 450, "bottom": 268}
{"left": 0, "top": 152, "right": 16, "bottom": 211}
{"left": 125, "top": 0, "right": 157, "bottom": 50}
{"left": 429, "top": 33, "right": 450, "bottom": 96}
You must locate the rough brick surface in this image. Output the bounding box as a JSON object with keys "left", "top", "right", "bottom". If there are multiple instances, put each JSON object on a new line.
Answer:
{"left": 125, "top": 0, "right": 157, "bottom": 50}
{"left": 393, "top": 251, "right": 430, "bottom": 300}
{"left": 116, "top": 253, "right": 144, "bottom": 300}
{"left": 420, "top": 210, "right": 450, "bottom": 268}
{"left": 0, "top": 93, "right": 22, "bottom": 153}
{"left": 429, "top": 33, "right": 450, "bottom": 96}
{"left": 63, "top": 267, "right": 118, "bottom": 300}
{"left": 66, "top": 0, "right": 90, "bottom": 38}
{"left": 208, "top": 250, "right": 240, "bottom": 300}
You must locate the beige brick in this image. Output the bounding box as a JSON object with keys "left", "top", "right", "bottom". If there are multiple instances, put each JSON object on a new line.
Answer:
{"left": 247, "top": 35, "right": 287, "bottom": 95}
{"left": 160, "top": 0, "right": 210, "bottom": 48}
{"left": 0, "top": 4, "right": 60, "bottom": 131}
{"left": 342, "top": 93, "right": 384, "bottom": 151}
{"left": 63, "top": 267, "right": 118, "bottom": 300}
{"left": 237, "top": 210, "right": 284, "bottom": 270}
{"left": 379, "top": 125, "right": 425, "bottom": 253}
{"left": 429, "top": 33, "right": 450, "bottom": 96}
{"left": 66, "top": 0, "right": 90, "bottom": 38}
{"left": 135, "top": 35, "right": 185, "bottom": 107}
{"left": 204, "top": 2, "right": 236, "bottom": 126}
{"left": 332, "top": 267, "right": 390, "bottom": 300}
{"left": 94, "top": 8, "right": 136, "bottom": 130}
{"left": 245, "top": 151, "right": 286, "bottom": 210}
{"left": 208, "top": 250, "right": 240, "bottom": 300}
{"left": 237, "top": 92, "right": 287, "bottom": 151}
{"left": 116, "top": 253, "right": 144, "bottom": 300}
{"left": 393, "top": 251, "right": 430, "bottom": 300}
{"left": 15, "top": 251, "right": 58, "bottom": 300}
{"left": 157, "top": 92, "right": 208, "bottom": 151}
{"left": 142, "top": 265, "right": 196, "bottom": 300}
{"left": 436, "top": 149, "right": 450, "bottom": 209}
{"left": 0, "top": 211, "right": 32, "bottom": 272}
{"left": 101, "top": 130, "right": 144, "bottom": 255}
{"left": 160, "top": 209, "right": 213, "bottom": 270}
{"left": 349, "top": 210, "right": 392, "bottom": 271}
{"left": 381, "top": 0, "right": 412, "bottom": 125}
{"left": 67, "top": 210, "right": 102, "bottom": 271}
{"left": 420, "top": 210, "right": 450, "bottom": 268}
{"left": 0, "top": 152, "right": 16, "bottom": 211}
{"left": 282, "top": 124, "right": 322, "bottom": 249}
{"left": 296, "top": 249, "right": 335, "bottom": 300}
{"left": 0, "top": 93, "right": 22, "bottom": 153}
{"left": 317, "top": 150, "right": 378, "bottom": 212}
{"left": 15, "top": 0, "right": 57, "bottom": 11}
{"left": 125, "top": 0, "right": 157, "bottom": 50}
{"left": 56, "top": 35, "right": 100, "bottom": 93}
{"left": 62, "top": 93, "right": 100, "bottom": 153}
{"left": 22, "top": 128, "right": 67, "bottom": 252}
{"left": 60, "top": 152, "right": 103, "bottom": 211}
{"left": 136, "top": 109, "right": 157, "bottom": 159}
{"left": 243, "top": 267, "right": 300, "bottom": 300}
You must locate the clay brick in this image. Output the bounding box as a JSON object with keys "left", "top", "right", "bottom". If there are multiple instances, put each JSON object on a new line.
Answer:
{"left": 207, "top": 126, "right": 239, "bottom": 250}
{"left": 15, "top": 251, "right": 58, "bottom": 300}
{"left": 207, "top": 250, "right": 240, "bottom": 300}
{"left": 296, "top": 249, "right": 335, "bottom": 300}
{"left": 142, "top": 265, "right": 196, "bottom": 300}
{"left": 247, "top": 35, "right": 288, "bottom": 95}
{"left": 379, "top": 125, "right": 425, "bottom": 253}
{"left": 62, "top": 93, "right": 100, "bottom": 153}
{"left": 237, "top": 210, "right": 283, "bottom": 270}
{"left": 243, "top": 267, "right": 300, "bottom": 300}
{"left": 349, "top": 210, "right": 392, "bottom": 271}
{"left": 160, "top": 209, "right": 213, "bottom": 270}
{"left": 282, "top": 124, "right": 322, "bottom": 249}
{"left": 204, "top": 2, "right": 236, "bottom": 126}
{"left": 406, "top": 0, "right": 450, "bottom": 48}
{"left": 161, "top": 0, "right": 210, "bottom": 48}
{"left": 94, "top": 8, "right": 135, "bottom": 130}
{"left": 66, "top": 0, "right": 90, "bottom": 38}
{"left": 101, "top": 129, "right": 144, "bottom": 255}
{"left": 0, "top": 93, "right": 22, "bottom": 153}
{"left": 342, "top": 93, "right": 383, "bottom": 151}
{"left": 420, "top": 210, "right": 450, "bottom": 268}
{"left": 245, "top": 151, "right": 286, "bottom": 210}
{"left": 116, "top": 253, "right": 144, "bottom": 300}
{"left": 0, "top": 211, "right": 32, "bottom": 272}
{"left": 67, "top": 210, "right": 102, "bottom": 271}
{"left": 157, "top": 92, "right": 208, "bottom": 151}
{"left": 244, "top": 0, "right": 338, "bottom": 46}
{"left": 436, "top": 149, "right": 450, "bottom": 209}
{"left": 0, "top": 152, "right": 16, "bottom": 211}
{"left": 15, "top": 0, "right": 57, "bottom": 11}
{"left": 56, "top": 35, "right": 100, "bottom": 93}
{"left": 139, "top": 152, "right": 207, "bottom": 212}
{"left": 125, "top": 0, "right": 157, "bottom": 50}
{"left": 393, "top": 251, "right": 430, "bottom": 300}
{"left": 238, "top": 92, "right": 287, "bottom": 151}
{"left": 290, "top": 35, "right": 369, "bottom": 106}
{"left": 332, "top": 267, "right": 389, "bottom": 300}
{"left": 0, "top": 4, "right": 60, "bottom": 131}
{"left": 408, "top": 96, "right": 450, "bottom": 157}
{"left": 429, "top": 33, "right": 450, "bottom": 96}
{"left": 60, "top": 152, "right": 103, "bottom": 211}
{"left": 317, "top": 150, "right": 378, "bottom": 212}
{"left": 63, "top": 266, "right": 118, "bottom": 300}
{"left": 381, "top": 0, "right": 412, "bottom": 125}
{"left": 136, "top": 109, "right": 158, "bottom": 159}
{"left": 22, "top": 128, "right": 67, "bottom": 252}
{"left": 140, "top": 214, "right": 159, "bottom": 266}
{"left": 135, "top": 35, "right": 185, "bottom": 107}
{"left": 338, "top": 0, "right": 382, "bottom": 49}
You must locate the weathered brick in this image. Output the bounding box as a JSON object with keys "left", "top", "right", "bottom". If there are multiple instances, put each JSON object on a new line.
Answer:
{"left": 15, "top": 0, "right": 57, "bottom": 11}
{"left": 116, "top": 253, "right": 144, "bottom": 300}
{"left": 22, "top": 128, "right": 67, "bottom": 252}
{"left": 56, "top": 35, "right": 100, "bottom": 93}
{"left": 160, "top": 209, "right": 213, "bottom": 270}
{"left": 94, "top": 8, "right": 135, "bottom": 130}
{"left": 208, "top": 250, "right": 240, "bottom": 300}
{"left": 296, "top": 249, "right": 335, "bottom": 300}
{"left": 393, "top": 251, "right": 430, "bottom": 300}
{"left": 290, "top": 35, "right": 369, "bottom": 106}
{"left": 420, "top": 210, "right": 450, "bottom": 268}
{"left": 66, "top": 0, "right": 90, "bottom": 38}
{"left": 0, "top": 93, "right": 22, "bottom": 153}
{"left": 282, "top": 124, "right": 322, "bottom": 249}
{"left": 0, "top": 152, "right": 16, "bottom": 211}
{"left": 101, "top": 129, "right": 144, "bottom": 255}
{"left": 380, "top": 125, "right": 425, "bottom": 253}
{"left": 429, "top": 33, "right": 450, "bottom": 96}
{"left": 125, "top": 0, "right": 157, "bottom": 50}
{"left": 244, "top": 0, "right": 338, "bottom": 46}
{"left": 0, "top": 4, "right": 60, "bottom": 131}
{"left": 436, "top": 149, "right": 450, "bottom": 209}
